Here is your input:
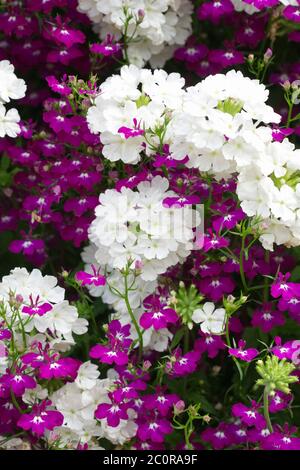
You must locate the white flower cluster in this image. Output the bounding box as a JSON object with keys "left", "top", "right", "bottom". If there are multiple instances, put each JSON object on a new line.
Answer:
{"left": 77, "top": 0, "right": 192, "bottom": 67}
{"left": 231, "top": 0, "right": 298, "bottom": 15}
{"left": 0, "top": 60, "right": 26, "bottom": 138}
{"left": 88, "top": 64, "right": 300, "bottom": 249}
{"left": 87, "top": 64, "right": 185, "bottom": 164}
{"left": 87, "top": 66, "right": 279, "bottom": 173}
{"left": 169, "top": 70, "right": 281, "bottom": 174}
{"left": 169, "top": 70, "right": 300, "bottom": 249}
{"left": 237, "top": 139, "right": 300, "bottom": 250}
{"left": 0, "top": 268, "right": 88, "bottom": 350}
{"left": 51, "top": 362, "right": 137, "bottom": 446}
{"left": 88, "top": 175, "right": 199, "bottom": 281}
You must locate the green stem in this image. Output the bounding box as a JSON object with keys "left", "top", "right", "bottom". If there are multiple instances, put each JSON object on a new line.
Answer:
{"left": 11, "top": 390, "right": 25, "bottom": 414}
{"left": 263, "top": 387, "right": 273, "bottom": 433}
{"left": 184, "top": 422, "right": 193, "bottom": 450}
{"left": 263, "top": 252, "right": 270, "bottom": 303}
{"left": 286, "top": 100, "right": 293, "bottom": 128}
{"left": 16, "top": 308, "right": 27, "bottom": 349}
{"left": 225, "top": 313, "right": 243, "bottom": 381}
{"left": 184, "top": 327, "right": 189, "bottom": 353}
{"left": 124, "top": 273, "right": 143, "bottom": 362}
{"left": 239, "top": 233, "right": 248, "bottom": 293}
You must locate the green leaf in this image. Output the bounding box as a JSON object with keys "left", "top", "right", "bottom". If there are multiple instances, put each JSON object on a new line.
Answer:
{"left": 170, "top": 327, "right": 185, "bottom": 350}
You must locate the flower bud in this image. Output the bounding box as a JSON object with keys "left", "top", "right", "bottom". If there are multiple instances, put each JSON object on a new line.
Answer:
{"left": 174, "top": 400, "right": 185, "bottom": 414}
{"left": 263, "top": 48, "right": 272, "bottom": 63}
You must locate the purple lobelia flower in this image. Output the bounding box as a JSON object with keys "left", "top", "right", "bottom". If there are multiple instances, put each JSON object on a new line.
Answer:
{"left": 90, "top": 320, "right": 132, "bottom": 366}
{"left": 118, "top": 118, "right": 145, "bottom": 139}
{"left": 202, "top": 229, "right": 229, "bottom": 252}
{"left": 137, "top": 412, "right": 173, "bottom": 443}
{"left": 271, "top": 337, "right": 297, "bottom": 360}
{"left": 261, "top": 425, "right": 300, "bottom": 450}
{"left": 197, "top": 275, "right": 235, "bottom": 302}
{"left": 64, "top": 196, "right": 98, "bottom": 217}
{"left": 272, "top": 127, "right": 294, "bottom": 142}
{"left": 195, "top": 332, "right": 226, "bottom": 358}
{"left": 227, "top": 422, "right": 248, "bottom": 446}
{"left": 17, "top": 400, "right": 64, "bottom": 437}
{"left": 163, "top": 195, "right": 200, "bottom": 208}
{"left": 9, "top": 238, "right": 45, "bottom": 256}
{"left": 269, "top": 391, "right": 292, "bottom": 413}
{"left": 46, "top": 75, "right": 72, "bottom": 96}
{"left": 247, "top": 425, "right": 271, "bottom": 443}
{"left": 112, "top": 378, "right": 147, "bottom": 402}
{"left": 228, "top": 340, "right": 259, "bottom": 362}
{"left": 0, "top": 323, "right": 11, "bottom": 341}
{"left": 201, "top": 423, "right": 234, "bottom": 449}
{"left": 95, "top": 393, "right": 129, "bottom": 427}
{"left": 209, "top": 49, "right": 244, "bottom": 67}
{"left": 174, "top": 44, "right": 208, "bottom": 63}
{"left": 39, "top": 356, "right": 80, "bottom": 380}
{"left": 1, "top": 368, "right": 36, "bottom": 397}
{"left": 197, "top": 0, "right": 233, "bottom": 24}
{"left": 235, "top": 18, "right": 265, "bottom": 48}
{"left": 76, "top": 265, "right": 106, "bottom": 287}
{"left": 278, "top": 295, "right": 300, "bottom": 324}
{"left": 90, "top": 34, "right": 121, "bottom": 56}
{"left": 251, "top": 303, "right": 285, "bottom": 333}
{"left": 44, "top": 16, "right": 85, "bottom": 48}
{"left": 166, "top": 348, "right": 200, "bottom": 377}
{"left": 143, "top": 388, "right": 180, "bottom": 417}
{"left": 232, "top": 402, "right": 266, "bottom": 428}
{"left": 22, "top": 295, "right": 53, "bottom": 316}
{"left": 153, "top": 152, "right": 189, "bottom": 168}
{"left": 43, "top": 110, "right": 73, "bottom": 133}
{"left": 271, "top": 273, "right": 300, "bottom": 300}
{"left": 283, "top": 6, "right": 300, "bottom": 23}
{"left": 115, "top": 170, "right": 149, "bottom": 190}
{"left": 140, "top": 302, "right": 178, "bottom": 330}
{"left": 212, "top": 208, "right": 245, "bottom": 232}
{"left": 26, "top": 0, "right": 68, "bottom": 13}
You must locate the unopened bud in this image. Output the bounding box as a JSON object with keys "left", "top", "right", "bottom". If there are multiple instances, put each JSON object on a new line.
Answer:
{"left": 15, "top": 294, "right": 24, "bottom": 304}
{"left": 134, "top": 260, "right": 143, "bottom": 270}
{"left": 137, "top": 9, "right": 145, "bottom": 21}
{"left": 143, "top": 360, "right": 151, "bottom": 371}
{"left": 263, "top": 48, "right": 272, "bottom": 63}
{"left": 174, "top": 400, "right": 185, "bottom": 414}
{"left": 203, "top": 414, "right": 211, "bottom": 423}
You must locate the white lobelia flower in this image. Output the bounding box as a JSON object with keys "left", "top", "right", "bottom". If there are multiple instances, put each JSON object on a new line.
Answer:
{"left": 0, "top": 60, "right": 26, "bottom": 138}
{"left": 75, "top": 361, "right": 101, "bottom": 390}
{"left": 0, "top": 60, "right": 26, "bottom": 103}
{"left": 231, "top": 0, "right": 298, "bottom": 15}
{"left": 269, "top": 185, "right": 298, "bottom": 223}
{"left": 0, "top": 105, "right": 21, "bottom": 138}
{"left": 192, "top": 302, "right": 226, "bottom": 334}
